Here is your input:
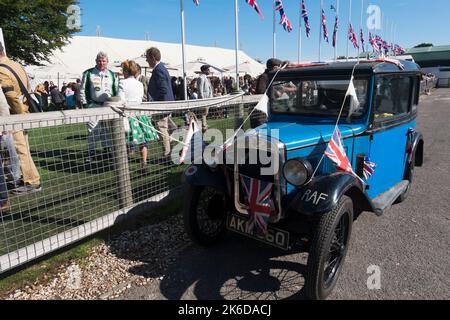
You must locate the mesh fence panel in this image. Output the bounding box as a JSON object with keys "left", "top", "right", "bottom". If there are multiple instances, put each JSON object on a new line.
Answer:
{"left": 0, "top": 95, "right": 261, "bottom": 273}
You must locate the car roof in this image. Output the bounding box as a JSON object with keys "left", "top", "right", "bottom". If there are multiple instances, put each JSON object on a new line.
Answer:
{"left": 273, "top": 59, "right": 421, "bottom": 78}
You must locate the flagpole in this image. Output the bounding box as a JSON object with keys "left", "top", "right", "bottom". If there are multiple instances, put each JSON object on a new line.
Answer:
{"left": 335, "top": 0, "right": 339, "bottom": 61}
{"left": 180, "top": 0, "right": 188, "bottom": 100}
{"left": 298, "top": 3, "right": 302, "bottom": 63}
{"left": 273, "top": 0, "right": 276, "bottom": 58}
{"left": 359, "top": 0, "right": 363, "bottom": 60}
{"left": 347, "top": 0, "right": 352, "bottom": 61}
{"left": 234, "top": 0, "right": 240, "bottom": 90}
{"left": 319, "top": 0, "right": 323, "bottom": 62}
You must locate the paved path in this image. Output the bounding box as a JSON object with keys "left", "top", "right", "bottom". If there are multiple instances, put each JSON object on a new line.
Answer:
{"left": 119, "top": 89, "right": 450, "bottom": 300}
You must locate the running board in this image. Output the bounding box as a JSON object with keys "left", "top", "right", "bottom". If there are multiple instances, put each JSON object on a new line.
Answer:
{"left": 372, "top": 180, "right": 409, "bottom": 216}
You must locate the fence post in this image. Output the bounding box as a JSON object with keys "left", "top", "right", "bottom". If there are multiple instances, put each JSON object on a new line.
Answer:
{"left": 235, "top": 96, "right": 245, "bottom": 130}
{"left": 109, "top": 116, "right": 133, "bottom": 209}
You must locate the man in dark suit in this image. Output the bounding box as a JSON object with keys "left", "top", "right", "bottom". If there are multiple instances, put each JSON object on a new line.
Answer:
{"left": 146, "top": 47, "right": 175, "bottom": 161}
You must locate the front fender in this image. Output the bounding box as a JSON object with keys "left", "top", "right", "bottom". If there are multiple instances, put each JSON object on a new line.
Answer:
{"left": 184, "top": 165, "right": 228, "bottom": 194}
{"left": 412, "top": 131, "right": 424, "bottom": 167}
{"left": 289, "top": 172, "right": 373, "bottom": 216}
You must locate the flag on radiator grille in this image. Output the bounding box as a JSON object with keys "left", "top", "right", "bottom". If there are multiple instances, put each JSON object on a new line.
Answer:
{"left": 245, "top": 0, "right": 264, "bottom": 20}
{"left": 240, "top": 174, "right": 274, "bottom": 235}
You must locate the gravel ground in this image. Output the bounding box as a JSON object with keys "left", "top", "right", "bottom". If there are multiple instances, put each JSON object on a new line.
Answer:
{"left": 4, "top": 215, "right": 190, "bottom": 300}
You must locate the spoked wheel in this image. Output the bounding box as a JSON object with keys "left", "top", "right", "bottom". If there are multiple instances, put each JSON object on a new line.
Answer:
{"left": 305, "top": 196, "right": 353, "bottom": 300}
{"left": 183, "top": 185, "right": 228, "bottom": 247}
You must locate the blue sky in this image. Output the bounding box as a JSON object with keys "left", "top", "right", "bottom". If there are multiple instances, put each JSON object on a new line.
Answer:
{"left": 77, "top": 0, "right": 449, "bottom": 63}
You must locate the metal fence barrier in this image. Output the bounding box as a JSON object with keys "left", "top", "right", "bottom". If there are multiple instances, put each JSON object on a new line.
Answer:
{"left": 0, "top": 94, "right": 262, "bottom": 273}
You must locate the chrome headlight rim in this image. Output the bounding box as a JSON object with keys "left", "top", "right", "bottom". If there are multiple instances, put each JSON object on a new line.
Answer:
{"left": 283, "top": 158, "right": 313, "bottom": 187}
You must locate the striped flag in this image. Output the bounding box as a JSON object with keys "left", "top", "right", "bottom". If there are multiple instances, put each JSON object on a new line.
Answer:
{"left": 275, "top": 1, "right": 293, "bottom": 33}
{"left": 348, "top": 24, "right": 359, "bottom": 49}
{"left": 245, "top": 0, "right": 264, "bottom": 21}
{"left": 193, "top": 0, "right": 199, "bottom": 6}
{"left": 301, "top": 0, "right": 311, "bottom": 38}
{"left": 369, "top": 32, "right": 380, "bottom": 53}
{"left": 332, "top": 15, "right": 338, "bottom": 48}
{"left": 363, "top": 157, "right": 377, "bottom": 180}
{"left": 360, "top": 29, "right": 365, "bottom": 52}
{"left": 325, "top": 127, "right": 363, "bottom": 183}
{"left": 322, "top": 9, "right": 329, "bottom": 42}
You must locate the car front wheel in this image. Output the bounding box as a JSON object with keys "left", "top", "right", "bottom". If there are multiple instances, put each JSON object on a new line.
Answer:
{"left": 183, "top": 185, "right": 228, "bottom": 247}
{"left": 305, "top": 196, "right": 354, "bottom": 300}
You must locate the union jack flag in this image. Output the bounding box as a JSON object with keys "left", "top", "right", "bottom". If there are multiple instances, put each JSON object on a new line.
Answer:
{"left": 275, "top": 1, "right": 293, "bottom": 33}
{"left": 240, "top": 174, "right": 274, "bottom": 235}
{"left": 360, "top": 29, "right": 365, "bottom": 52}
{"left": 245, "top": 0, "right": 264, "bottom": 21}
{"left": 325, "top": 127, "right": 363, "bottom": 183}
{"left": 363, "top": 157, "right": 377, "bottom": 180}
{"left": 369, "top": 32, "right": 380, "bottom": 53}
{"left": 193, "top": 0, "right": 199, "bottom": 6}
{"left": 394, "top": 44, "right": 406, "bottom": 55}
{"left": 301, "top": 0, "right": 311, "bottom": 38}
{"left": 348, "top": 24, "right": 359, "bottom": 49}
{"left": 321, "top": 10, "right": 329, "bottom": 42}
{"left": 332, "top": 15, "right": 338, "bottom": 48}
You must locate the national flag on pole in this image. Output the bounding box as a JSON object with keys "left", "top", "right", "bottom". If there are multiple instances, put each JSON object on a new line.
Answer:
{"left": 363, "top": 157, "right": 377, "bottom": 180}
{"left": 394, "top": 44, "right": 406, "bottom": 55}
{"left": 325, "top": 127, "right": 363, "bottom": 183}
{"left": 322, "top": 9, "right": 329, "bottom": 42}
{"left": 245, "top": 0, "right": 264, "bottom": 21}
{"left": 360, "top": 29, "right": 365, "bottom": 52}
{"left": 332, "top": 15, "right": 338, "bottom": 48}
{"left": 348, "top": 24, "right": 359, "bottom": 49}
{"left": 240, "top": 174, "right": 274, "bottom": 235}
{"left": 193, "top": 0, "right": 199, "bottom": 6}
{"left": 275, "top": 1, "right": 293, "bottom": 33}
{"left": 369, "top": 32, "right": 380, "bottom": 53}
{"left": 301, "top": 0, "right": 311, "bottom": 38}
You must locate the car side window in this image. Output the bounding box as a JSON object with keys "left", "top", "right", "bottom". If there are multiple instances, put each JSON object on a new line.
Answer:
{"left": 374, "top": 76, "right": 412, "bottom": 120}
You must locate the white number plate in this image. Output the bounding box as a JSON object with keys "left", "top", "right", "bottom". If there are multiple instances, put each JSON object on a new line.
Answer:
{"left": 227, "top": 214, "right": 290, "bottom": 250}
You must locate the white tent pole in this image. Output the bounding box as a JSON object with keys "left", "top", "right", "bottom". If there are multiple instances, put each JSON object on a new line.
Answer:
{"left": 234, "top": 0, "right": 239, "bottom": 90}
{"left": 180, "top": 0, "right": 188, "bottom": 100}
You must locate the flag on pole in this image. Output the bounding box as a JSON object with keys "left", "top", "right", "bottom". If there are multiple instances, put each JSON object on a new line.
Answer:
{"left": 332, "top": 15, "right": 338, "bottom": 48}
{"left": 360, "top": 29, "right": 365, "bottom": 52}
{"left": 321, "top": 9, "right": 329, "bottom": 42}
{"left": 301, "top": 0, "right": 311, "bottom": 38}
{"left": 369, "top": 32, "right": 380, "bottom": 53}
{"left": 180, "top": 118, "right": 202, "bottom": 164}
{"left": 275, "top": 1, "right": 293, "bottom": 33}
{"left": 394, "top": 44, "right": 406, "bottom": 55}
{"left": 325, "top": 127, "right": 364, "bottom": 183}
{"left": 193, "top": 0, "right": 199, "bottom": 6}
{"left": 348, "top": 24, "right": 359, "bottom": 49}
{"left": 245, "top": 0, "right": 264, "bottom": 21}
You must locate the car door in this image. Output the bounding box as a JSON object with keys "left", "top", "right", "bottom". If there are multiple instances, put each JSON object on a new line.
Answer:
{"left": 366, "top": 74, "right": 416, "bottom": 199}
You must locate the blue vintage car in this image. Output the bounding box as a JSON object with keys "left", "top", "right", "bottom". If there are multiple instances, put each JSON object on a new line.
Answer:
{"left": 183, "top": 60, "right": 424, "bottom": 300}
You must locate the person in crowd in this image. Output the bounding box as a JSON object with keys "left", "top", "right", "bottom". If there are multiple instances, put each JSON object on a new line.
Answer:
{"left": 80, "top": 51, "right": 118, "bottom": 163}
{"left": 0, "top": 84, "right": 11, "bottom": 213}
{"left": 64, "top": 83, "right": 75, "bottom": 109}
{"left": 119, "top": 60, "right": 158, "bottom": 170}
{"left": 31, "top": 84, "right": 46, "bottom": 112}
{"left": 73, "top": 79, "right": 83, "bottom": 109}
{"left": 146, "top": 47, "right": 175, "bottom": 163}
{"left": 41, "top": 81, "right": 50, "bottom": 111}
{"left": 136, "top": 65, "right": 149, "bottom": 102}
{"left": 0, "top": 41, "right": 42, "bottom": 194}
{"left": 50, "top": 85, "right": 65, "bottom": 110}
{"left": 196, "top": 65, "right": 213, "bottom": 132}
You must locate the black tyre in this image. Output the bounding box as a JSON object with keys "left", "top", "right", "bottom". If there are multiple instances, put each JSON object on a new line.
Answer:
{"left": 183, "top": 185, "right": 228, "bottom": 247}
{"left": 305, "top": 196, "right": 354, "bottom": 300}
{"left": 396, "top": 154, "right": 416, "bottom": 204}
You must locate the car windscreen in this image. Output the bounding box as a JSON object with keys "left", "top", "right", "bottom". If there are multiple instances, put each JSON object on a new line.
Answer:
{"left": 270, "top": 78, "right": 369, "bottom": 118}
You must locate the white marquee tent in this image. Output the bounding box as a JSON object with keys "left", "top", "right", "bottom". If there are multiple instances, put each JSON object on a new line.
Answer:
{"left": 25, "top": 36, "right": 265, "bottom": 84}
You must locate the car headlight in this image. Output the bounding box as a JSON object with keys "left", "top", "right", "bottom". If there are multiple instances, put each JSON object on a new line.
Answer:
{"left": 283, "top": 158, "right": 313, "bottom": 187}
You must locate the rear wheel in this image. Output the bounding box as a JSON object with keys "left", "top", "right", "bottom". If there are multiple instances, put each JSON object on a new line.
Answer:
{"left": 183, "top": 186, "right": 228, "bottom": 247}
{"left": 305, "top": 196, "right": 354, "bottom": 300}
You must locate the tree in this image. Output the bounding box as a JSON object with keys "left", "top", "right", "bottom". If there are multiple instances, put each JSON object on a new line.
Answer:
{"left": 0, "top": 0, "right": 80, "bottom": 65}
{"left": 414, "top": 43, "right": 434, "bottom": 48}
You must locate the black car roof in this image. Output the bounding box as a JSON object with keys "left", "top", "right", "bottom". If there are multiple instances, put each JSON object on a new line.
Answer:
{"left": 273, "top": 59, "right": 421, "bottom": 78}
